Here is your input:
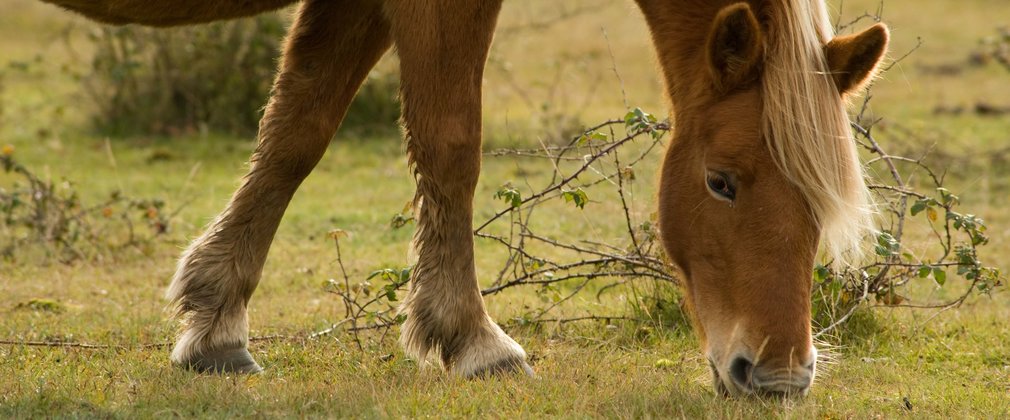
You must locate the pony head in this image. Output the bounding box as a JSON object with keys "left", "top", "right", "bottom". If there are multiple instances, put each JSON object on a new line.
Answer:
{"left": 650, "top": 1, "right": 888, "bottom": 396}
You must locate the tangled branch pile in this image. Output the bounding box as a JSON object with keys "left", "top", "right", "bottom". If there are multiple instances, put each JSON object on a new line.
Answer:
{"left": 0, "top": 148, "right": 170, "bottom": 263}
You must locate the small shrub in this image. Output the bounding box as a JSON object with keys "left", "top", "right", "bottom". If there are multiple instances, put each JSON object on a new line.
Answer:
{"left": 80, "top": 15, "right": 402, "bottom": 138}
{"left": 82, "top": 15, "right": 285, "bottom": 136}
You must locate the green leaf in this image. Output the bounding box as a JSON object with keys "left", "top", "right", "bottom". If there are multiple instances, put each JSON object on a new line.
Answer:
{"left": 578, "top": 131, "right": 609, "bottom": 146}
{"left": 937, "top": 187, "right": 959, "bottom": 206}
{"left": 389, "top": 213, "right": 414, "bottom": 229}
{"left": 624, "top": 107, "right": 656, "bottom": 131}
{"left": 874, "top": 232, "right": 898, "bottom": 257}
{"left": 910, "top": 199, "right": 927, "bottom": 216}
{"left": 495, "top": 183, "right": 522, "bottom": 208}
{"left": 384, "top": 284, "right": 398, "bottom": 301}
{"left": 367, "top": 269, "right": 391, "bottom": 280}
{"left": 561, "top": 188, "right": 589, "bottom": 209}
{"left": 917, "top": 265, "right": 931, "bottom": 278}
{"left": 813, "top": 265, "right": 830, "bottom": 283}
{"left": 623, "top": 110, "right": 636, "bottom": 126}
{"left": 397, "top": 271, "right": 406, "bottom": 284}
{"left": 932, "top": 267, "right": 946, "bottom": 286}
{"left": 636, "top": 107, "right": 657, "bottom": 123}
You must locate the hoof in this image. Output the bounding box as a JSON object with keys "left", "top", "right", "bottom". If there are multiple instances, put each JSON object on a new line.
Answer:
{"left": 176, "top": 346, "right": 262, "bottom": 374}
{"left": 466, "top": 356, "right": 535, "bottom": 379}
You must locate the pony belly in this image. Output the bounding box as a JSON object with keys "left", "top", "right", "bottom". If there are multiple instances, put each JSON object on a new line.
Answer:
{"left": 39, "top": 0, "right": 298, "bottom": 26}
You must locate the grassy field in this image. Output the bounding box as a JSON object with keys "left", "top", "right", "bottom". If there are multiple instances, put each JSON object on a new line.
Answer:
{"left": 3, "top": 0, "right": 1010, "bottom": 417}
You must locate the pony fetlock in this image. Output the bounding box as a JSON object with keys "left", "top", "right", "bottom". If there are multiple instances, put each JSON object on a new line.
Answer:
{"left": 399, "top": 300, "right": 531, "bottom": 378}
{"left": 451, "top": 318, "right": 533, "bottom": 378}
{"left": 166, "top": 230, "right": 262, "bottom": 374}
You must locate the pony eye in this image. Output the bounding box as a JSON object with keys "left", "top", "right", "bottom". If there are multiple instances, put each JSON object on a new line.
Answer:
{"left": 706, "top": 171, "right": 736, "bottom": 202}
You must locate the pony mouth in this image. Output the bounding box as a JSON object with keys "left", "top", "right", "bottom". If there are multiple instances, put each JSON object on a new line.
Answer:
{"left": 708, "top": 359, "right": 812, "bottom": 398}
{"left": 709, "top": 359, "right": 737, "bottom": 397}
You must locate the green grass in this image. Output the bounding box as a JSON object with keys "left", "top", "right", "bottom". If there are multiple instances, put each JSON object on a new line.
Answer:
{"left": 3, "top": 0, "right": 1010, "bottom": 417}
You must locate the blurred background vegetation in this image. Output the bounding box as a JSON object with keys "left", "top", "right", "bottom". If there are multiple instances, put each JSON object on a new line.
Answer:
{"left": 74, "top": 12, "right": 400, "bottom": 137}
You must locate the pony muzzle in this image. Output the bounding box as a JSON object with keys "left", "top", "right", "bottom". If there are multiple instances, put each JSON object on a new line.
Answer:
{"left": 709, "top": 346, "right": 817, "bottom": 398}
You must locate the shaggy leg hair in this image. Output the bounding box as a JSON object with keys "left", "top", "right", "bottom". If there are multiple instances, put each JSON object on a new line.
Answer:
{"left": 388, "top": 0, "right": 532, "bottom": 377}
{"left": 166, "top": 0, "right": 392, "bottom": 373}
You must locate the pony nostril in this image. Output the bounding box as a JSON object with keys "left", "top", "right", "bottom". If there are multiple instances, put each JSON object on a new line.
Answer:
{"left": 729, "top": 356, "right": 754, "bottom": 388}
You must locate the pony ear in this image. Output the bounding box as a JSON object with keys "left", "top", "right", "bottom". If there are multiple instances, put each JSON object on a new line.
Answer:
{"left": 824, "top": 23, "right": 889, "bottom": 95}
{"left": 706, "top": 3, "right": 764, "bottom": 93}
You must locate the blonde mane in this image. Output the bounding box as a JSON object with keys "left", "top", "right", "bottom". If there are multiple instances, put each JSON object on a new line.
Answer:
{"left": 760, "top": 0, "right": 874, "bottom": 265}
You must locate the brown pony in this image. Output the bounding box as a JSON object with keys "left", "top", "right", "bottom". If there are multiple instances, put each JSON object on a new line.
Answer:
{"left": 40, "top": 0, "right": 887, "bottom": 397}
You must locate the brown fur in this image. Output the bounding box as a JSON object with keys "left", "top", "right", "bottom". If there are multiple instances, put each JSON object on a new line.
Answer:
{"left": 38, "top": 0, "right": 887, "bottom": 395}
{"left": 40, "top": 0, "right": 299, "bottom": 26}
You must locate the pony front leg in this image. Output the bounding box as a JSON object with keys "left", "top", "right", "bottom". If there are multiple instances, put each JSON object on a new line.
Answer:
{"left": 166, "top": 0, "right": 392, "bottom": 373}
{"left": 389, "top": 0, "right": 531, "bottom": 377}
